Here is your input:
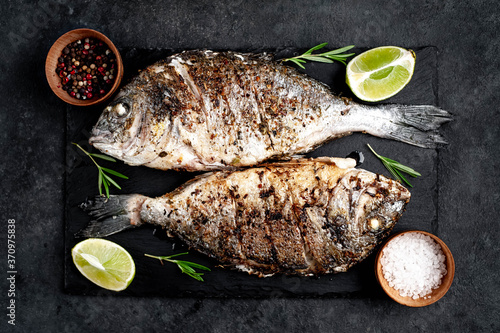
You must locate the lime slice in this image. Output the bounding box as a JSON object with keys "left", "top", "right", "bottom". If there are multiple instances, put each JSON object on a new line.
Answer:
{"left": 346, "top": 46, "right": 415, "bottom": 102}
{"left": 72, "top": 238, "right": 135, "bottom": 291}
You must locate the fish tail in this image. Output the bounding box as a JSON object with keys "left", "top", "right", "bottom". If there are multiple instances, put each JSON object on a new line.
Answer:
{"left": 375, "top": 105, "right": 452, "bottom": 148}
{"left": 75, "top": 194, "right": 147, "bottom": 238}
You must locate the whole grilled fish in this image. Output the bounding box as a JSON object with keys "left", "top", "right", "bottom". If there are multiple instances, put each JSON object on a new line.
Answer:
{"left": 78, "top": 157, "right": 410, "bottom": 277}
{"left": 90, "top": 50, "right": 451, "bottom": 172}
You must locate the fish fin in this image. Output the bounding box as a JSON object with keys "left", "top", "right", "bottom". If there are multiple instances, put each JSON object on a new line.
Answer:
{"left": 75, "top": 195, "right": 147, "bottom": 238}
{"left": 379, "top": 105, "right": 452, "bottom": 148}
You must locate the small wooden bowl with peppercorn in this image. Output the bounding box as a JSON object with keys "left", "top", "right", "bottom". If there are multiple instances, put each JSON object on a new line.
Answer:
{"left": 45, "top": 28, "right": 123, "bottom": 106}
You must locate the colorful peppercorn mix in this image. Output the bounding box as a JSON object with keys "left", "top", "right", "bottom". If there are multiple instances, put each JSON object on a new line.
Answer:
{"left": 56, "top": 38, "right": 117, "bottom": 100}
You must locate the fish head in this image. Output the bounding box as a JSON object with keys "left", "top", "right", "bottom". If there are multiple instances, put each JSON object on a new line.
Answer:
{"left": 329, "top": 170, "right": 411, "bottom": 266}
{"left": 89, "top": 92, "right": 144, "bottom": 159}
{"left": 348, "top": 171, "right": 411, "bottom": 241}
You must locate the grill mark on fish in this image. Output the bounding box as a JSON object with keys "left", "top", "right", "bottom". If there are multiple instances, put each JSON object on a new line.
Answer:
{"left": 249, "top": 71, "right": 275, "bottom": 151}
{"left": 227, "top": 183, "right": 246, "bottom": 262}
{"left": 262, "top": 170, "right": 305, "bottom": 271}
{"left": 294, "top": 206, "right": 317, "bottom": 271}
{"left": 294, "top": 168, "right": 343, "bottom": 272}
{"left": 282, "top": 174, "right": 318, "bottom": 272}
{"left": 175, "top": 61, "right": 210, "bottom": 136}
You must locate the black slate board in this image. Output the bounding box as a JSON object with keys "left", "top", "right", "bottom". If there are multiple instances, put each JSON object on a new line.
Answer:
{"left": 64, "top": 46, "right": 440, "bottom": 298}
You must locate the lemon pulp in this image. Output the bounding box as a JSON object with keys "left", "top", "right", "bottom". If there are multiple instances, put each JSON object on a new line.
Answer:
{"left": 346, "top": 46, "right": 415, "bottom": 102}
{"left": 72, "top": 238, "right": 135, "bottom": 291}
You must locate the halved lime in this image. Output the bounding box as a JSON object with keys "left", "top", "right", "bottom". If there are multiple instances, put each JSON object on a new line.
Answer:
{"left": 346, "top": 46, "right": 415, "bottom": 102}
{"left": 72, "top": 238, "right": 135, "bottom": 291}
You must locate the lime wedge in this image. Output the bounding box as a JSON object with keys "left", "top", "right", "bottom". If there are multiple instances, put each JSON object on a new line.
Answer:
{"left": 346, "top": 46, "right": 415, "bottom": 102}
{"left": 72, "top": 238, "right": 135, "bottom": 291}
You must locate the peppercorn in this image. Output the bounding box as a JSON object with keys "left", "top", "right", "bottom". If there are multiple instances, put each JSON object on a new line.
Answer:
{"left": 56, "top": 37, "right": 118, "bottom": 100}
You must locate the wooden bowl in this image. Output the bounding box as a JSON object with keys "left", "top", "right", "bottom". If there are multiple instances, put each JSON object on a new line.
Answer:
{"left": 375, "top": 230, "right": 455, "bottom": 307}
{"left": 45, "top": 28, "right": 123, "bottom": 106}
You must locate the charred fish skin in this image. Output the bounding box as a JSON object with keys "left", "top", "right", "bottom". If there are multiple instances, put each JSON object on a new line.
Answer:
{"left": 90, "top": 50, "right": 346, "bottom": 170}
{"left": 79, "top": 157, "right": 410, "bottom": 277}
{"left": 89, "top": 50, "right": 451, "bottom": 172}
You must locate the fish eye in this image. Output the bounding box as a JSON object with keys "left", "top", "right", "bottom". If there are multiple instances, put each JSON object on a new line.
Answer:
{"left": 112, "top": 102, "right": 130, "bottom": 117}
{"left": 368, "top": 217, "right": 381, "bottom": 231}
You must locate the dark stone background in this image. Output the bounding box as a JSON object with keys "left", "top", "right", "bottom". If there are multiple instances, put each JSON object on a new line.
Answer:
{"left": 0, "top": 0, "right": 498, "bottom": 332}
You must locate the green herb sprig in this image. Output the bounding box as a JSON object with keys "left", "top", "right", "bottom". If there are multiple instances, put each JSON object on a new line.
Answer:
{"left": 282, "top": 43, "right": 355, "bottom": 69}
{"left": 72, "top": 142, "right": 128, "bottom": 197}
{"left": 367, "top": 144, "right": 421, "bottom": 187}
{"left": 145, "top": 252, "right": 211, "bottom": 282}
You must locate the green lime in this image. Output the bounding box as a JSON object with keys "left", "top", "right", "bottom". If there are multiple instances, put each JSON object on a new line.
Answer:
{"left": 346, "top": 46, "right": 415, "bottom": 102}
{"left": 72, "top": 238, "right": 135, "bottom": 291}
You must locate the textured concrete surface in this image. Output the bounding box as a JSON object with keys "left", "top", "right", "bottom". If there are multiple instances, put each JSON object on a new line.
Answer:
{"left": 0, "top": 0, "right": 499, "bottom": 332}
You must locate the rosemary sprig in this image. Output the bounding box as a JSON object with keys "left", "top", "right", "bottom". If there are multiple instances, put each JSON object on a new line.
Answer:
{"left": 145, "top": 252, "right": 211, "bottom": 282}
{"left": 282, "top": 43, "right": 355, "bottom": 69}
{"left": 367, "top": 144, "right": 421, "bottom": 187}
{"left": 72, "top": 142, "right": 128, "bottom": 197}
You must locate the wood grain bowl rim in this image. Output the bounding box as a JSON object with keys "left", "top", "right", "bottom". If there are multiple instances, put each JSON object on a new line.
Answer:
{"left": 45, "top": 28, "right": 123, "bottom": 106}
{"left": 375, "top": 230, "right": 455, "bottom": 307}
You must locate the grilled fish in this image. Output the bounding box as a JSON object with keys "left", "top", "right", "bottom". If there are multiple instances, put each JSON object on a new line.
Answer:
{"left": 78, "top": 157, "right": 410, "bottom": 277}
{"left": 90, "top": 50, "right": 451, "bottom": 172}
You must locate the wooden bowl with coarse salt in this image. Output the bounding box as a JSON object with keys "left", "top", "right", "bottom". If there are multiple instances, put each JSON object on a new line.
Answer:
{"left": 375, "top": 230, "right": 455, "bottom": 307}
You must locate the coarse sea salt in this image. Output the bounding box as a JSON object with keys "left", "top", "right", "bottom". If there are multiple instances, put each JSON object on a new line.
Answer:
{"left": 380, "top": 233, "right": 447, "bottom": 300}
